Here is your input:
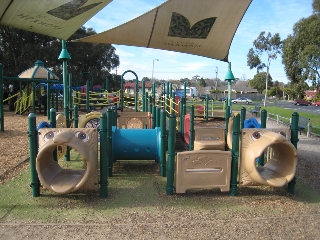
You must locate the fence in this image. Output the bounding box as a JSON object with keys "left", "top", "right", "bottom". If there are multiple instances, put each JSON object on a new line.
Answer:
{"left": 267, "top": 112, "right": 320, "bottom": 138}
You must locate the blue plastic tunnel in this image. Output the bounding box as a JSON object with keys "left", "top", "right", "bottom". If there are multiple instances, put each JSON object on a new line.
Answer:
{"left": 112, "top": 126, "right": 162, "bottom": 163}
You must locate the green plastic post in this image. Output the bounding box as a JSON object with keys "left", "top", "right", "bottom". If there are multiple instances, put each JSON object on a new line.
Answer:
{"left": 225, "top": 106, "right": 230, "bottom": 136}
{"left": 166, "top": 113, "right": 176, "bottom": 195}
{"left": 152, "top": 106, "right": 156, "bottom": 129}
{"left": 205, "top": 94, "right": 209, "bottom": 122}
{"left": 230, "top": 113, "right": 240, "bottom": 196}
{"left": 28, "top": 113, "right": 40, "bottom": 197}
{"left": 240, "top": 107, "right": 246, "bottom": 130}
{"left": 142, "top": 80, "right": 146, "bottom": 112}
{"left": 107, "top": 108, "right": 113, "bottom": 177}
{"left": 258, "top": 109, "right": 267, "bottom": 166}
{"left": 74, "top": 105, "right": 79, "bottom": 128}
{"left": 49, "top": 108, "right": 58, "bottom": 162}
{"left": 179, "top": 99, "right": 184, "bottom": 138}
{"left": 156, "top": 107, "right": 160, "bottom": 127}
{"left": 160, "top": 109, "right": 166, "bottom": 177}
{"left": 261, "top": 109, "right": 267, "bottom": 128}
{"left": 288, "top": 112, "right": 299, "bottom": 194}
{"left": 189, "top": 105, "right": 195, "bottom": 151}
{"left": 100, "top": 113, "right": 108, "bottom": 198}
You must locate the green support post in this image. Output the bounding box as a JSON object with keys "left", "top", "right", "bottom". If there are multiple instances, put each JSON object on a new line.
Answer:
{"left": 258, "top": 109, "right": 267, "bottom": 166}
{"left": 46, "top": 72, "right": 50, "bottom": 119}
{"left": 230, "top": 113, "right": 240, "bottom": 196}
{"left": 166, "top": 82, "right": 170, "bottom": 115}
{"left": 166, "top": 113, "right": 176, "bottom": 195}
{"left": 112, "top": 106, "right": 117, "bottom": 126}
{"left": 142, "top": 80, "right": 146, "bottom": 112}
{"left": 148, "top": 95, "right": 152, "bottom": 113}
{"left": 49, "top": 108, "right": 56, "bottom": 127}
{"left": 28, "top": 113, "right": 40, "bottom": 197}
{"left": 288, "top": 112, "right": 299, "bottom": 194}
{"left": 100, "top": 113, "right": 108, "bottom": 198}
{"left": 179, "top": 99, "right": 184, "bottom": 139}
{"left": 160, "top": 109, "right": 166, "bottom": 177}
{"left": 50, "top": 108, "right": 57, "bottom": 162}
{"left": 152, "top": 106, "right": 156, "bottom": 129}
{"left": 145, "top": 91, "right": 148, "bottom": 113}
{"left": 156, "top": 107, "right": 160, "bottom": 127}
{"left": 189, "top": 105, "right": 195, "bottom": 151}
{"left": 205, "top": 94, "right": 209, "bottom": 122}
{"left": 240, "top": 107, "right": 246, "bottom": 130}
{"left": 74, "top": 105, "right": 79, "bottom": 128}
{"left": 225, "top": 106, "right": 230, "bottom": 136}
{"left": 107, "top": 108, "right": 113, "bottom": 177}
{"left": 261, "top": 109, "right": 267, "bottom": 128}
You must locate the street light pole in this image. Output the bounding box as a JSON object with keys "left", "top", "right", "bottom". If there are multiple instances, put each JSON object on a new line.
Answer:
{"left": 152, "top": 59, "right": 159, "bottom": 82}
{"left": 215, "top": 66, "right": 218, "bottom": 100}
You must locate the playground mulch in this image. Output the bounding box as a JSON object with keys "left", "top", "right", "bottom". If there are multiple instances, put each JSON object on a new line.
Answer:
{"left": 0, "top": 111, "right": 320, "bottom": 239}
{"left": 0, "top": 111, "right": 47, "bottom": 185}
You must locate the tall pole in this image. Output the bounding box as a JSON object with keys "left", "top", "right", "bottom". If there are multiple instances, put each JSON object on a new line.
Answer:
{"left": 215, "top": 66, "right": 218, "bottom": 100}
{"left": 264, "top": 66, "right": 269, "bottom": 107}
{"left": 152, "top": 59, "right": 159, "bottom": 82}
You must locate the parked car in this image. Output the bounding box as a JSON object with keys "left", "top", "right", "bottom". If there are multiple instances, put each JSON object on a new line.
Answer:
{"left": 199, "top": 94, "right": 214, "bottom": 101}
{"left": 232, "top": 97, "right": 252, "bottom": 104}
{"left": 311, "top": 101, "right": 320, "bottom": 107}
{"left": 292, "top": 99, "right": 311, "bottom": 106}
{"left": 218, "top": 97, "right": 228, "bottom": 102}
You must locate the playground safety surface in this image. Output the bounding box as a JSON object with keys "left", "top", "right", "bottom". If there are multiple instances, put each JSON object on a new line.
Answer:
{"left": 0, "top": 110, "right": 320, "bottom": 239}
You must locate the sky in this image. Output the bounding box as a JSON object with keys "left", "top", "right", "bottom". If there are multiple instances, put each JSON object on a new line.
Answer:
{"left": 84, "top": 0, "right": 314, "bottom": 83}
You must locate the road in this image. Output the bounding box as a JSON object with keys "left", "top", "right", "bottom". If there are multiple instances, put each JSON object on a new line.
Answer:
{"left": 260, "top": 100, "right": 320, "bottom": 115}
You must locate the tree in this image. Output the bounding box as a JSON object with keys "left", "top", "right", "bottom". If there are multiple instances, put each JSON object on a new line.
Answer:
{"left": 141, "top": 77, "right": 151, "bottom": 82}
{"left": 0, "top": 26, "right": 120, "bottom": 90}
{"left": 282, "top": 7, "right": 320, "bottom": 88}
{"left": 199, "top": 78, "right": 206, "bottom": 87}
{"left": 249, "top": 72, "right": 273, "bottom": 93}
{"left": 247, "top": 31, "right": 282, "bottom": 106}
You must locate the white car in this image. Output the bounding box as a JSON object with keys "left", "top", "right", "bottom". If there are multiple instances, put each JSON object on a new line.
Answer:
{"left": 232, "top": 97, "right": 252, "bottom": 104}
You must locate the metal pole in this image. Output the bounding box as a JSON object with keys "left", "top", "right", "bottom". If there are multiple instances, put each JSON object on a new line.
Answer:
{"left": 258, "top": 109, "right": 267, "bottom": 166}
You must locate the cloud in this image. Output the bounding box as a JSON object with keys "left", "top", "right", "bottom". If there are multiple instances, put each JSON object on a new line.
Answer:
{"left": 180, "top": 62, "right": 211, "bottom": 72}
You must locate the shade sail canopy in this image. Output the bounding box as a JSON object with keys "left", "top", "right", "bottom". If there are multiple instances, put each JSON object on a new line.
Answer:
{"left": 74, "top": 0, "right": 252, "bottom": 61}
{"left": 0, "top": 0, "right": 112, "bottom": 40}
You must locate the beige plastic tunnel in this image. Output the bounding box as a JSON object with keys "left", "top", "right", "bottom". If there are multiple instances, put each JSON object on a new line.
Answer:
{"left": 36, "top": 128, "right": 98, "bottom": 194}
{"left": 226, "top": 117, "right": 297, "bottom": 187}
{"left": 240, "top": 128, "right": 297, "bottom": 187}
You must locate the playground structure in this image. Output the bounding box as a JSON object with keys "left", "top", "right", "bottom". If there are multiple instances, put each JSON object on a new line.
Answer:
{"left": 29, "top": 97, "right": 299, "bottom": 198}
{"left": 1, "top": 61, "right": 300, "bottom": 198}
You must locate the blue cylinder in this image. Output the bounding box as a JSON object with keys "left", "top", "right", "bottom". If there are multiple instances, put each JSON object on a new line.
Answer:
{"left": 112, "top": 127, "right": 162, "bottom": 163}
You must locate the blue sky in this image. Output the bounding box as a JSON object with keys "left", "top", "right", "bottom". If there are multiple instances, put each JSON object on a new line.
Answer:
{"left": 84, "top": 0, "right": 313, "bottom": 83}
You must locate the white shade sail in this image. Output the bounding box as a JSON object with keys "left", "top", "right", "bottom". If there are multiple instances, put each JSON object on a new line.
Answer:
{"left": 0, "top": 0, "right": 112, "bottom": 40}
{"left": 74, "top": 0, "right": 252, "bottom": 61}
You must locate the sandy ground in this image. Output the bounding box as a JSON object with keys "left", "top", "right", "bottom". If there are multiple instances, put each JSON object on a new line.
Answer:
{"left": 0, "top": 110, "right": 320, "bottom": 239}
